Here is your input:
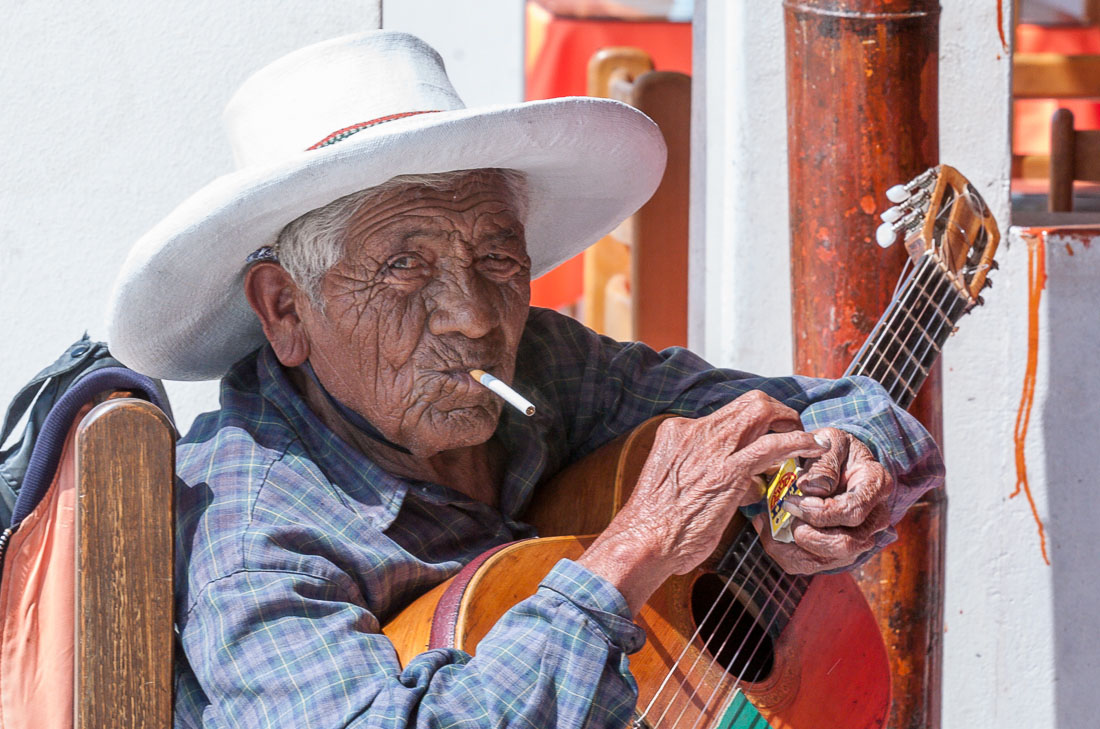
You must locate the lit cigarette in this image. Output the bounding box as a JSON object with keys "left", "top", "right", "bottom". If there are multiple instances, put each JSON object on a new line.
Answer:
{"left": 469, "top": 369, "right": 535, "bottom": 416}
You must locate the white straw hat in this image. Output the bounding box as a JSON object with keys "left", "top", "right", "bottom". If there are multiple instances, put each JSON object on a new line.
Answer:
{"left": 106, "top": 31, "right": 666, "bottom": 381}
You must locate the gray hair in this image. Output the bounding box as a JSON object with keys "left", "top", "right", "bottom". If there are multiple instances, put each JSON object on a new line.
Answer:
{"left": 275, "top": 168, "right": 528, "bottom": 305}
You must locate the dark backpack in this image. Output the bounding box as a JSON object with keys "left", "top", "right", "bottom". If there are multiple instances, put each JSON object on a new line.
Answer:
{"left": 0, "top": 335, "right": 173, "bottom": 531}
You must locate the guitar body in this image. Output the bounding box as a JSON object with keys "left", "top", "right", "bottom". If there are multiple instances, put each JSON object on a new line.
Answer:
{"left": 384, "top": 417, "right": 891, "bottom": 729}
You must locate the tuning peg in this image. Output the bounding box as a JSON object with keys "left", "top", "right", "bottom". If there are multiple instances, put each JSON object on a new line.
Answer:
{"left": 876, "top": 222, "right": 898, "bottom": 247}
{"left": 885, "top": 167, "right": 939, "bottom": 204}
{"left": 886, "top": 185, "right": 910, "bottom": 203}
{"left": 880, "top": 206, "right": 904, "bottom": 223}
{"left": 990, "top": 260, "right": 999, "bottom": 270}
{"left": 983, "top": 278, "right": 994, "bottom": 289}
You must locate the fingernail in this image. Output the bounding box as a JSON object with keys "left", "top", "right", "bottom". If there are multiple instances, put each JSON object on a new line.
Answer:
{"left": 781, "top": 499, "right": 804, "bottom": 520}
{"left": 813, "top": 433, "right": 831, "bottom": 448}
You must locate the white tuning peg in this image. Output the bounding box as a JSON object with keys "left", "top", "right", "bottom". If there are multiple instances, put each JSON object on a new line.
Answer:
{"left": 886, "top": 185, "right": 910, "bottom": 203}
{"left": 880, "top": 206, "right": 904, "bottom": 223}
{"left": 876, "top": 221, "right": 898, "bottom": 248}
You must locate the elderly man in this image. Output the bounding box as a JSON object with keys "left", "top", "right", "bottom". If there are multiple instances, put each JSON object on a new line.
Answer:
{"left": 108, "top": 32, "right": 941, "bottom": 729}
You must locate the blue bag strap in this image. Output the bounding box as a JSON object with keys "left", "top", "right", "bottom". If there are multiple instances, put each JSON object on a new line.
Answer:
{"left": 9, "top": 367, "right": 172, "bottom": 529}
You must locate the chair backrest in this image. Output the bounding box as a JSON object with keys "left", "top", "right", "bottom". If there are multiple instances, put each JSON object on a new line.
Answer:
{"left": 583, "top": 46, "right": 691, "bottom": 351}
{"left": 1050, "top": 107, "right": 1100, "bottom": 211}
{"left": 1012, "top": 52, "right": 1100, "bottom": 181}
{"left": 74, "top": 397, "right": 175, "bottom": 729}
{"left": 1014, "top": 53, "right": 1100, "bottom": 99}
{"left": 0, "top": 366, "right": 175, "bottom": 729}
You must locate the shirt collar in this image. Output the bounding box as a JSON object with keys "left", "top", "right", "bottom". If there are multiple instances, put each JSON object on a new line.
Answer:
{"left": 251, "top": 345, "right": 555, "bottom": 529}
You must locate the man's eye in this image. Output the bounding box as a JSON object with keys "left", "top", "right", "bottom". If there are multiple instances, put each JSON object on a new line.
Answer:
{"left": 388, "top": 255, "right": 422, "bottom": 270}
{"left": 480, "top": 253, "right": 523, "bottom": 275}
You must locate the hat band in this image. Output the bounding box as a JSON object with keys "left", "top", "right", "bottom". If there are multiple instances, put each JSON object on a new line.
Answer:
{"left": 306, "top": 110, "right": 441, "bottom": 150}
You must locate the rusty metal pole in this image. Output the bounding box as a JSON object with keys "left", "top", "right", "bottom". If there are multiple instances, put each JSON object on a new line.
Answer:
{"left": 784, "top": 2, "right": 944, "bottom": 729}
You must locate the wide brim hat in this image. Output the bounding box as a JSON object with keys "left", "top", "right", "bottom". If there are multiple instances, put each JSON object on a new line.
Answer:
{"left": 106, "top": 31, "right": 667, "bottom": 381}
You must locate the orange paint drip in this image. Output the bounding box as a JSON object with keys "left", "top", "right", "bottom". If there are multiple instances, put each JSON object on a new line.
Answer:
{"left": 1012, "top": 234, "right": 1050, "bottom": 565}
{"left": 996, "top": 0, "right": 1009, "bottom": 53}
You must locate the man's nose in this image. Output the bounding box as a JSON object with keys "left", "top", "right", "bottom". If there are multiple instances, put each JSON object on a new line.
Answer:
{"left": 427, "top": 268, "right": 499, "bottom": 339}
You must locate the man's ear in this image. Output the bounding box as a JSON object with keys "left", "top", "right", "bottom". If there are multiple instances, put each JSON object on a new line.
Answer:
{"left": 243, "top": 263, "right": 311, "bottom": 367}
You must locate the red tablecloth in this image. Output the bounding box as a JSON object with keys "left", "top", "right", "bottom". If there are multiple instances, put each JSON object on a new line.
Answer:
{"left": 525, "top": 1, "right": 691, "bottom": 309}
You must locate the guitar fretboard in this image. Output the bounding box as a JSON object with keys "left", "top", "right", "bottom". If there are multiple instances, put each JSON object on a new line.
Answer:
{"left": 845, "top": 252, "right": 972, "bottom": 409}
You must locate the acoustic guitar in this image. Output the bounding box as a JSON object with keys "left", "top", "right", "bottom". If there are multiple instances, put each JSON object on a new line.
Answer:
{"left": 383, "top": 165, "right": 1000, "bottom": 729}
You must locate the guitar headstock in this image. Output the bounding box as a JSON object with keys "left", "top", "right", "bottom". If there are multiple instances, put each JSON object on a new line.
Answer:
{"left": 876, "top": 165, "right": 1001, "bottom": 305}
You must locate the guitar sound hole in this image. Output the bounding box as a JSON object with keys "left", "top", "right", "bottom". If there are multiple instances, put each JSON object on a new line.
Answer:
{"left": 690, "top": 573, "right": 775, "bottom": 684}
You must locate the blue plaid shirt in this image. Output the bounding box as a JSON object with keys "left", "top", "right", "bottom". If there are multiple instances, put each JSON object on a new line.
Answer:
{"left": 174, "top": 307, "right": 942, "bottom": 729}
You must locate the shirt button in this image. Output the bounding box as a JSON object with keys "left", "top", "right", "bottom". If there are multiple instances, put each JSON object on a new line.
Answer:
{"left": 71, "top": 345, "right": 90, "bottom": 358}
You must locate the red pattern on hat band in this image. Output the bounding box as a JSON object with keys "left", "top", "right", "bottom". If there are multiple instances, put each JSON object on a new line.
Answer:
{"left": 306, "top": 110, "right": 441, "bottom": 150}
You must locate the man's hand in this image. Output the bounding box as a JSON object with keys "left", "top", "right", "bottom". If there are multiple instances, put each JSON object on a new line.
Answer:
{"left": 752, "top": 426, "right": 894, "bottom": 574}
{"left": 577, "top": 391, "right": 828, "bottom": 615}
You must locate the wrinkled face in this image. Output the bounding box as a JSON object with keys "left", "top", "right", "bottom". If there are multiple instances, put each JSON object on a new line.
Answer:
{"left": 298, "top": 170, "right": 532, "bottom": 457}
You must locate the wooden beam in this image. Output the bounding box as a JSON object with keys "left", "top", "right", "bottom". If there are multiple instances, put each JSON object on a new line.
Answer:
{"left": 1014, "top": 53, "right": 1100, "bottom": 99}
{"left": 75, "top": 398, "right": 175, "bottom": 729}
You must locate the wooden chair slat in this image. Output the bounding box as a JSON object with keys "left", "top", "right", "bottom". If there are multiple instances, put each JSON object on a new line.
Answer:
{"left": 75, "top": 398, "right": 175, "bottom": 729}
{"left": 1014, "top": 53, "right": 1100, "bottom": 99}
{"left": 632, "top": 70, "right": 691, "bottom": 350}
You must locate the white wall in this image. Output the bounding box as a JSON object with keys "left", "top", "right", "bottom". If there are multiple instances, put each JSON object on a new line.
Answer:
{"left": 694, "top": 0, "right": 1098, "bottom": 725}
{"left": 0, "top": 1, "right": 523, "bottom": 437}
{"left": 690, "top": 1, "right": 791, "bottom": 374}
{"left": 382, "top": 0, "right": 525, "bottom": 108}
{"left": 0, "top": 1, "right": 382, "bottom": 433}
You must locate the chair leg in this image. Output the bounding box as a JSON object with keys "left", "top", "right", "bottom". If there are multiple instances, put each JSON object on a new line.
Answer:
{"left": 1050, "top": 108, "right": 1076, "bottom": 212}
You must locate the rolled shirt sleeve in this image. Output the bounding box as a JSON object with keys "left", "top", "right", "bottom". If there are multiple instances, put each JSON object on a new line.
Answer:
{"left": 520, "top": 309, "right": 944, "bottom": 527}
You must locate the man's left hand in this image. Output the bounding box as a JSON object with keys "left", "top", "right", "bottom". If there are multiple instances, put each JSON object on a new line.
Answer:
{"left": 751, "top": 426, "right": 894, "bottom": 574}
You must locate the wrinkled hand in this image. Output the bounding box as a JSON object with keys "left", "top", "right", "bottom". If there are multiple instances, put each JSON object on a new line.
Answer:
{"left": 753, "top": 426, "right": 894, "bottom": 574}
{"left": 578, "top": 391, "right": 827, "bottom": 614}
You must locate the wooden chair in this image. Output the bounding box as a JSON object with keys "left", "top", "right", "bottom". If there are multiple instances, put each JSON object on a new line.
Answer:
{"left": 583, "top": 47, "right": 691, "bottom": 351}
{"left": 1048, "top": 107, "right": 1100, "bottom": 211}
{"left": 1012, "top": 53, "right": 1100, "bottom": 180}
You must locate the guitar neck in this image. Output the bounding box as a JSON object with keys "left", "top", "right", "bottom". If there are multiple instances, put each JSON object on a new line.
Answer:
{"left": 843, "top": 253, "right": 972, "bottom": 409}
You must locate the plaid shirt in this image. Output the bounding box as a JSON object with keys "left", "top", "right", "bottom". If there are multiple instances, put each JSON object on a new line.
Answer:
{"left": 174, "top": 307, "right": 942, "bottom": 729}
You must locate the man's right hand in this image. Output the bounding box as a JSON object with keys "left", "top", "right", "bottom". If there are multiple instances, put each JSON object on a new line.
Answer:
{"left": 576, "top": 390, "right": 827, "bottom": 616}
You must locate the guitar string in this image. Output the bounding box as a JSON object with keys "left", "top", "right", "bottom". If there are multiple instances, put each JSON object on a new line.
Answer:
{"left": 645, "top": 538, "right": 777, "bottom": 729}
{"left": 665, "top": 548, "right": 796, "bottom": 729}
{"left": 875, "top": 255, "right": 965, "bottom": 405}
{"left": 637, "top": 529, "right": 772, "bottom": 727}
{"left": 890, "top": 267, "right": 965, "bottom": 404}
{"left": 848, "top": 254, "right": 934, "bottom": 383}
{"left": 854, "top": 196, "right": 958, "bottom": 388}
{"left": 872, "top": 239, "right": 959, "bottom": 400}
{"left": 646, "top": 534, "right": 802, "bottom": 728}
{"left": 856, "top": 254, "right": 940, "bottom": 397}
{"left": 866, "top": 260, "right": 942, "bottom": 400}
{"left": 651, "top": 202, "right": 988, "bottom": 727}
{"left": 647, "top": 542, "right": 774, "bottom": 729}
{"left": 672, "top": 269, "right": 951, "bottom": 729}
{"left": 860, "top": 200, "right": 974, "bottom": 400}
{"left": 678, "top": 554, "right": 806, "bottom": 729}
{"left": 685, "top": 201, "right": 988, "bottom": 726}
{"left": 685, "top": 237, "right": 971, "bottom": 727}
{"left": 861, "top": 256, "right": 953, "bottom": 401}
{"left": 642, "top": 532, "right": 807, "bottom": 728}
{"left": 889, "top": 217, "right": 978, "bottom": 402}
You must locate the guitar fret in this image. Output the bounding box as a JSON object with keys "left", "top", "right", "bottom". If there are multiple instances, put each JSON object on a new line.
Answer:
{"left": 849, "top": 254, "right": 973, "bottom": 409}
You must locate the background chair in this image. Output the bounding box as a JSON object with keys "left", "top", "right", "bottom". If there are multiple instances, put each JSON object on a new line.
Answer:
{"left": 583, "top": 46, "right": 691, "bottom": 351}
{"left": 1049, "top": 107, "right": 1100, "bottom": 211}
